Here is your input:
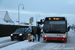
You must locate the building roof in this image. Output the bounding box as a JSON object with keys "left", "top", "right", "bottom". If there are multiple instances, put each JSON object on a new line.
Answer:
{"left": 0, "top": 11, "right": 36, "bottom": 26}
{"left": 0, "top": 11, "right": 14, "bottom": 25}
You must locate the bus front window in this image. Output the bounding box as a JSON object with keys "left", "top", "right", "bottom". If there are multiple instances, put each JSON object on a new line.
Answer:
{"left": 43, "top": 21, "right": 67, "bottom": 33}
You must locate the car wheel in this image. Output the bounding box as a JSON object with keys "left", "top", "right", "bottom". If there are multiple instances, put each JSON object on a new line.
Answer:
{"left": 22, "top": 36, "right": 24, "bottom": 41}
{"left": 11, "top": 38, "right": 14, "bottom": 41}
{"left": 25, "top": 36, "right": 28, "bottom": 40}
{"left": 24, "top": 35, "right": 27, "bottom": 40}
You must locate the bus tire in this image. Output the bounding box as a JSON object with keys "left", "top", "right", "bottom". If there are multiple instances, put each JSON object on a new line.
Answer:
{"left": 64, "top": 41, "right": 67, "bottom": 43}
{"left": 43, "top": 40, "right": 47, "bottom": 42}
{"left": 11, "top": 39, "right": 14, "bottom": 41}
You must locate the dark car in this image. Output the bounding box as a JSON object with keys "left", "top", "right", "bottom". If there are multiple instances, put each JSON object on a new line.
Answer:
{"left": 10, "top": 28, "right": 28, "bottom": 41}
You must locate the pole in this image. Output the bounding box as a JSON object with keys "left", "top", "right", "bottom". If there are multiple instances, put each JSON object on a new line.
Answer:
{"left": 28, "top": 18, "right": 32, "bottom": 42}
{"left": 36, "top": 14, "right": 40, "bottom": 26}
{"left": 36, "top": 14, "right": 37, "bottom": 26}
{"left": 28, "top": 34, "right": 30, "bottom": 42}
{"left": 18, "top": 5, "right": 20, "bottom": 28}
{"left": 18, "top": 4, "right": 24, "bottom": 28}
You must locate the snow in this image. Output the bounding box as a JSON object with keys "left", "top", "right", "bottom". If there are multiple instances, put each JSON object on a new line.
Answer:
{"left": 0, "top": 11, "right": 9, "bottom": 24}
{"left": 0, "top": 29, "right": 75, "bottom": 50}
{"left": 0, "top": 35, "right": 40, "bottom": 50}
{"left": 0, "top": 19, "right": 6, "bottom": 24}
{"left": 0, "top": 11, "right": 15, "bottom": 25}
{"left": 0, "top": 11, "right": 6, "bottom": 20}
{"left": 0, "top": 40, "right": 40, "bottom": 50}
{"left": 27, "top": 29, "right": 75, "bottom": 50}
{"left": 0, "top": 11, "right": 36, "bottom": 26}
{"left": 0, "top": 36, "right": 10, "bottom": 42}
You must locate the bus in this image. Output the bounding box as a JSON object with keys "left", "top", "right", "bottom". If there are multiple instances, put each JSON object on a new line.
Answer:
{"left": 42, "top": 17, "right": 70, "bottom": 42}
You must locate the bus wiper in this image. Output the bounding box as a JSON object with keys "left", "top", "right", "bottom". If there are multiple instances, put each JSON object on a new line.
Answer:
{"left": 49, "top": 30, "right": 57, "bottom": 32}
{"left": 49, "top": 30, "right": 65, "bottom": 33}
{"left": 55, "top": 31, "right": 65, "bottom": 33}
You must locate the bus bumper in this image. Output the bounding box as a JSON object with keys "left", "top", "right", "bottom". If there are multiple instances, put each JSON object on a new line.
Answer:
{"left": 43, "top": 37, "right": 67, "bottom": 41}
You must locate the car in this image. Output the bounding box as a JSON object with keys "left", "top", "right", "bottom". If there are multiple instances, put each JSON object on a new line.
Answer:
{"left": 10, "top": 28, "right": 28, "bottom": 41}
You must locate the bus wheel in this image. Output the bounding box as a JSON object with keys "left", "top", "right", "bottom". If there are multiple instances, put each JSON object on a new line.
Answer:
{"left": 43, "top": 40, "right": 47, "bottom": 42}
{"left": 47, "top": 40, "right": 50, "bottom": 42}
{"left": 64, "top": 41, "right": 67, "bottom": 43}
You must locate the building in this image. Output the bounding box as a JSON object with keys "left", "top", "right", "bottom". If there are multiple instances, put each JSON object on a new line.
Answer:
{"left": 0, "top": 11, "right": 36, "bottom": 37}
{"left": 0, "top": 11, "right": 14, "bottom": 25}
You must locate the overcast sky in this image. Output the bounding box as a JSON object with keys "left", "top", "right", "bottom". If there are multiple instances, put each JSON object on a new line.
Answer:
{"left": 0, "top": 0, "right": 75, "bottom": 25}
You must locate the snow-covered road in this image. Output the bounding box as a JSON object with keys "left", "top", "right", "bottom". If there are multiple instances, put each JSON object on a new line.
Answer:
{"left": 0, "top": 36, "right": 19, "bottom": 48}
{"left": 0, "top": 29, "right": 75, "bottom": 50}
{"left": 25, "top": 29, "right": 75, "bottom": 50}
{"left": 0, "top": 40, "right": 18, "bottom": 48}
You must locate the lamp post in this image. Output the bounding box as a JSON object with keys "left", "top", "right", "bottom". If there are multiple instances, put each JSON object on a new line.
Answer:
{"left": 18, "top": 4, "right": 24, "bottom": 28}
{"left": 36, "top": 14, "right": 40, "bottom": 26}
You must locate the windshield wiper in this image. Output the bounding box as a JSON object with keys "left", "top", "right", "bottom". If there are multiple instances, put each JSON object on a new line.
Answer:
{"left": 49, "top": 30, "right": 65, "bottom": 33}
{"left": 54, "top": 31, "right": 65, "bottom": 33}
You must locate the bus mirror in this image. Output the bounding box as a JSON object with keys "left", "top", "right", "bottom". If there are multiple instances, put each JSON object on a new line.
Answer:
{"left": 40, "top": 20, "right": 42, "bottom": 25}
{"left": 40, "top": 20, "right": 42, "bottom": 23}
{"left": 40, "top": 19, "right": 44, "bottom": 25}
{"left": 67, "top": 26, "right": 70, "bottom": 32}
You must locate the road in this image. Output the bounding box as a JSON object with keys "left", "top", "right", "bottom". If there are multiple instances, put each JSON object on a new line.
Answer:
{"left": 0, "top": 29, "right": 75, "bottom": 50}
{"left": 25, "top": 29, "right": 75, "bottom": 50}
{"left": 0, "top": 37, "right": 19, "bottom": 48}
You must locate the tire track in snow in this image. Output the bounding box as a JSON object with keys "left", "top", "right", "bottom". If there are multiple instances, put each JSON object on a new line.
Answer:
{"left": 0, "top": 39, "right": 11, "bottom": 44}
{"left": 25, "top": 42, "right": 63, "bottom": 50}
{"left": 61, "top": 30, "right": 75, "bottom": 50}
{"left": 0, "top": 41, "right": 19, "bottom": 48}
{"left": 24, "top": 30, "right": 75, "bottom": 50}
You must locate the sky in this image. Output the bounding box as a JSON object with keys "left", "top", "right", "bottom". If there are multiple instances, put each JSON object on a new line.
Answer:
{"left": 0, "top": 0, "right": 75, "bottom": 25}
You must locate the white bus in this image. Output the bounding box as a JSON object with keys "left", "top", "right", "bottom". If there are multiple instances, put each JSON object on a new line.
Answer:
{"left": 43, "top": 17, "right": 70, "bottom": 42}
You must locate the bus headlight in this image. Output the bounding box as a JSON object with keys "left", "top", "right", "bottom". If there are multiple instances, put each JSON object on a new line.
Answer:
{"left": 45, "top": 35, "right": 47, "bottom": 37}
{"left": 63, "top": 36, "right": 65, "bottom": 38}
{"left": 19, "top": 33, "right": 22, "bottom": 36}
{"left": 11, "top": 34, "right": 13, "bottom": 36}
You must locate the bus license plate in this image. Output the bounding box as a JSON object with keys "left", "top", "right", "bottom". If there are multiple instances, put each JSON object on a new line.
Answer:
{"left": 52, "top": 38, "right": 57, "bottom": 40}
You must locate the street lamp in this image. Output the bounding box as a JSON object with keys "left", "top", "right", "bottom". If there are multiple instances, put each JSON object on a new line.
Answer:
{"left": 36, "top": 14, "right": 40, "bottom": 26}
{"left": 18, "top": 3, "right": 24, "bottom": 28}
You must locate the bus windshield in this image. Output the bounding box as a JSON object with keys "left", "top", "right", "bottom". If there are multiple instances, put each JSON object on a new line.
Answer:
{"left": 43, "top": 21, "right": 67, "bottom": 33}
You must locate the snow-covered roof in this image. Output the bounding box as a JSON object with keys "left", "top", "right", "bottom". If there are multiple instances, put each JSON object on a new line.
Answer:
{"left": 0, "top": 11, "right": 14, "bottom": 25}
{"left": 0, "top": 11, "right": 6, "bottom": 19}
{"left": 0, "top": 11, "right": 36, "bottom": 26}
{"left": 0, "top": 18, "right": 6, "bottom": 24}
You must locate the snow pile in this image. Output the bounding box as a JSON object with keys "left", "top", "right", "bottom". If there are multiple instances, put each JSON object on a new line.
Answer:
{"left": 0, "top": 36, "right": 10, "bottom": 42}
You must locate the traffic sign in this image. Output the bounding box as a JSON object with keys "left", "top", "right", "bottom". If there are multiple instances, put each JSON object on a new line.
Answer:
{"left": 27, "top": 28, "right": 31, "bottom": 33}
